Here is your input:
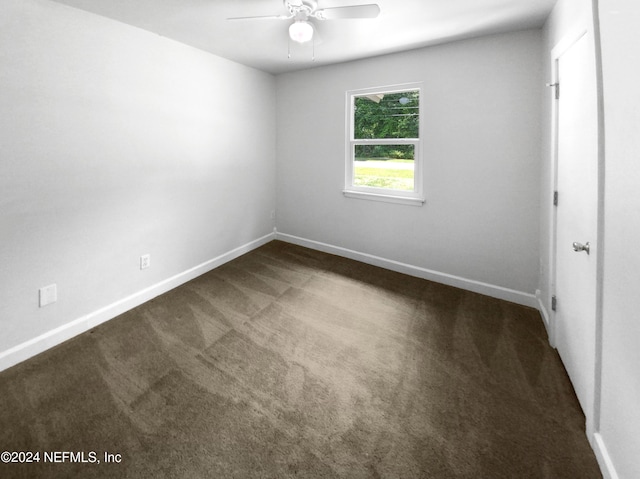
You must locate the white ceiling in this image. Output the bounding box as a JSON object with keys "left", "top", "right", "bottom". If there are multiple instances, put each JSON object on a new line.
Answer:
{"left": 49, "top": 0, "right": 557, "bottom": 74}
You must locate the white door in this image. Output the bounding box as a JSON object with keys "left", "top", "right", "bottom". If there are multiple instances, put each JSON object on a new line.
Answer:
{"left": 554, "top": 31, "right": 598, "bottom": 421}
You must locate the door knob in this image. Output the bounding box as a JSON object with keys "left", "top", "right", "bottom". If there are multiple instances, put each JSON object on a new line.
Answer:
{"left": 572, "top": 241, "right": 590, "bottom": 254}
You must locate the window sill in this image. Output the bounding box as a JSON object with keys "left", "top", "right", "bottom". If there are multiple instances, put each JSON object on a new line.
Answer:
{"left": 342, "top": 189, "right": 425, "bottom": 206}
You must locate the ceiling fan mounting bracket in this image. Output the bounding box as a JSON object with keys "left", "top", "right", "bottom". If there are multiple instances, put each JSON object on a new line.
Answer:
{"left": 285, "top": 0, "right": 318, "bottom": 20}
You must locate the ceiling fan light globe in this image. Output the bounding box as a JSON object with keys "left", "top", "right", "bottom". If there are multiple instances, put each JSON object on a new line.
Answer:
{"left": 289, "top": 20, "right": 314, "bottom": 43}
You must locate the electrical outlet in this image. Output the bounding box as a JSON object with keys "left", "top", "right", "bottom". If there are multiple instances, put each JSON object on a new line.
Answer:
{"left": 140, "top": 254, "right": 151, "bottom": 270}
{"left": 39, "top": 284, "right": 57, "bottom": 307}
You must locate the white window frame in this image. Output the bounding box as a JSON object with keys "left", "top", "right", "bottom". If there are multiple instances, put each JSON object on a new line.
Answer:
{"left": 343, "top": 82, "right": 425, "bottom": 206}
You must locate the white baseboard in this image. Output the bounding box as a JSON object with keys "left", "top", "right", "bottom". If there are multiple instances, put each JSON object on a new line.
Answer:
{"left": 275, "top": 232, "right": 538, "bottom": 309}
{"left": 535, "top": 289, "right": 555, "bottom": 347}
{"left": 0, "top": 230, "right": 542, "bottom": 372}
{"left": 593, "top": 433, "right": 620, "bottom": 479}
{"left": 0, "top": 232, "right": 275, "bottom": 373}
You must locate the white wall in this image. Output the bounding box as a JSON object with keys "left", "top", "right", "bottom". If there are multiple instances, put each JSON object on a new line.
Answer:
{"left": 597, "top": 1, "right": 640, "bottom": 477}
{"left": 276, "top": 30, "right": 542, "bottom": 303}
{"left": 0, "top": 0, "right": 276, "bottom": 368}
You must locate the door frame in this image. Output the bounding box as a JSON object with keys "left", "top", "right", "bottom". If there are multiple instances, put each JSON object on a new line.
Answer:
{"left": 548, "top": 27, "right": 605, "bottom": 440}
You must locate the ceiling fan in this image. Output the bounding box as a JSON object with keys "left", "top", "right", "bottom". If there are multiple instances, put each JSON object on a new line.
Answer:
{"left": 228, "top": 0, "right": 381, "bottom": 44}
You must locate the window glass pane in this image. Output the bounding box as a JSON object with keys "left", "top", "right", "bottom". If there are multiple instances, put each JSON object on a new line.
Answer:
{"left": 354, "top": 91, "right": 419, "bottom": 140}
{"left": 354, "top": 145, "right": 415, "bottom": 191}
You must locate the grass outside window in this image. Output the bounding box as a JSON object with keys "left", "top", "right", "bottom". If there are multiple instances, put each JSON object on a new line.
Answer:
{"left": 354, "top": 158, "right": 414, "bottom": 191}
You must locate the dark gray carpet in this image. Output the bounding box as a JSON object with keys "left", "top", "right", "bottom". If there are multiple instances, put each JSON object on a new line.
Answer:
{"left": 0, "top": 241, "right": 602, "bottom": 478}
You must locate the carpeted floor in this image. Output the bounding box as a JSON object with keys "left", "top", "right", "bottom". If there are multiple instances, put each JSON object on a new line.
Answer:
{"left": 0, "top": 241, "right": 602, "bottom": 478}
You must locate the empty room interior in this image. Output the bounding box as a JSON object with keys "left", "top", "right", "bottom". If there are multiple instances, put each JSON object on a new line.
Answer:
{"left": 1, "top": 0, "right": 638, "bottom": 477}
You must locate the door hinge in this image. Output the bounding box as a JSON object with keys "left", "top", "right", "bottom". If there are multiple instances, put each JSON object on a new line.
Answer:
{"left": 551, "top": 295, "right": 557, "bottom": 312}
{"left": 546, "top": 82, "right": 560, "bottom": 100}
{"left": 553, "top": 191, "right": 558, "bottom": 206}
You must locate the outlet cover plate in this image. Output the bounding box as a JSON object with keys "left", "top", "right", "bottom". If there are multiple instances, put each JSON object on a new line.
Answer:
{"left": 39, "top": 284, "right": 57, "bottom": 307}
{"left": 140, "top": 254, "right": 151, "bottom": 270}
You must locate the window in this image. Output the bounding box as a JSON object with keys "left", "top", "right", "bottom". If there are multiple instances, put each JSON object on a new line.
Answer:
{"left": 344, "top": 83, "right": 424, "bottom": 206}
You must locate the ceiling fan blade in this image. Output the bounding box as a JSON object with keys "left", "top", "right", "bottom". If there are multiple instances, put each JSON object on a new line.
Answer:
{"left": 313, "top": 4, "right": 380, "bottom": 20}
{"left": 227, "top": 14, "right": 293, "bottom": 21}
